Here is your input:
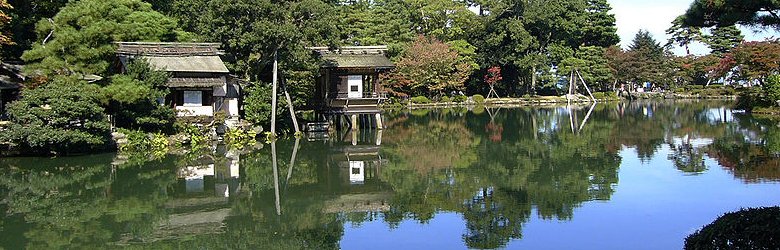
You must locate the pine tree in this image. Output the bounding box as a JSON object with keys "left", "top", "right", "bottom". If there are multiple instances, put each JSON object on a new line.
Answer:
{"left": 581, "top": 0, "right": 620, "bottom": 47}
{"left": 666, "top": 16, "right": 704, "bottom": 55}
{"left": 704, "top": 25, "right": 744, "bottom": 56}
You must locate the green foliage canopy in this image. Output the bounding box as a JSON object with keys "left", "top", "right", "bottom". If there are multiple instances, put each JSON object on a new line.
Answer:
{"left": 20, "top": 0, "right": 186, "bottom": 77}
{"left": 0, "top": 77, "right": 111, "bottom": 154}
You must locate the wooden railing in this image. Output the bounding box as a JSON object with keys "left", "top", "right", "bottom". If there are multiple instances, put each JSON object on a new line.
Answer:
{"left": 328, "top": 92, "right": 387, "bottom": 99}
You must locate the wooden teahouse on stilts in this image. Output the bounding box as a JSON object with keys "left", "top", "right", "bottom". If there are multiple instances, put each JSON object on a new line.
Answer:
{"left": 310, "top": 46, "right": 394, "bottom": 131}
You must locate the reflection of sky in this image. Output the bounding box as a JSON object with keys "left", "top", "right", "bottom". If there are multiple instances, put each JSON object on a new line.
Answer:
{"left": 341, "top": 212, "right": 467, "bottom": 250}
{"left": 340, "top": 144, "right": 780, "bottom": 249}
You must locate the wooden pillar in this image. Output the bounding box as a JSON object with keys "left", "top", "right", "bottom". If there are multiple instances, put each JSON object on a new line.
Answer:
{"left": 375, "top": 113, "right": 383, "bottom": 130}
{"left": 351, "top": 114, "right": 358, "bottom": 130}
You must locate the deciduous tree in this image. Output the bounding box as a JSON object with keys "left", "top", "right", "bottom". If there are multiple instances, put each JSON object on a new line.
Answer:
{"left": 0, "top": 0, "right": 12, "bottom": 46}
{"left": 385, "top": 36, "right": 472, "bottom": 97}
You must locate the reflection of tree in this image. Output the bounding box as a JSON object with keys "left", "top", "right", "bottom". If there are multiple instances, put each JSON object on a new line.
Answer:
{"left": 669, "top": 140, "right": 707, "bottom": 174}
{"left": 0, "top": 154, "right": 177, "bottom": 248}
{"left": 462, "top": 188, "right": 528, "bottom": 249}
{"left": 707, "top": 123, "right": 780, "bottom": 183}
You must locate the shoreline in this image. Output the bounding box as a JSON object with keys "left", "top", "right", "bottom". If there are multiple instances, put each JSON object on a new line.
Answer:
{"left": 391, "top": 93, "right": 737, "bottom": 109}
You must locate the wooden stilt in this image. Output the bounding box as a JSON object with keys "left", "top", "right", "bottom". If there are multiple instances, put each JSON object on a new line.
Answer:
{"left": 375, "top": 113, "right": 383, "bottom": 130}
{"left": 351, "top": 114, "right": 358, "bottom": 131}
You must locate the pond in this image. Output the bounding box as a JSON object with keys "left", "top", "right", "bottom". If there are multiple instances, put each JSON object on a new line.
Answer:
{"left": 2, "top": 101, "right": 780, "bottom": 249}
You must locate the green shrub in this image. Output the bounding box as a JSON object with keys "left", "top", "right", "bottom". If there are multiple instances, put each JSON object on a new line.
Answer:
{"left": 675, "top": 88, "right": 685, "bottom": 93}
{"left": 441, "top": 96, "right": 452, "bottom": 103}
{"left": 472, "top": 94, "right": 485, "bottom": 103}
{"left": 0, "top": 77, "right": 111, "bottom": 155}
{"left": 763, "top": 75, "right": 780, "bottom": 104}
{"left": 592, "top": 92, "right": 605, "bottom": 99}
{"left": 522, "top": 94, "right": 531, "bottom": 99}
{"left": 685, "top": 207, "right": 780, "bottom": 250}
{"left": 453, "top": 95, "right": 468, "bottom": 103}
{"left": 687, "top": 85, "right": 705, "bottom": 90}
{"left": 606, "top": 91, "right": 618, "bottom": 98}
{"left": 410, "top": 96, "right": 431, "bottom": 104}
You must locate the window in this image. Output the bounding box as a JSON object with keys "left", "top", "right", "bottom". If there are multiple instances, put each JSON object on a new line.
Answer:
{"left": 350, "top": 85, "right": 359, "bottom": 92}
{"left": 183, "top": 91, "right": 202, "bottom": 106}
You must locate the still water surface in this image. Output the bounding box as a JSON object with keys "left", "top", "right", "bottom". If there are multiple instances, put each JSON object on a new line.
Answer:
{"left": 2, "top": 101, "right": 780, "bottom": 249}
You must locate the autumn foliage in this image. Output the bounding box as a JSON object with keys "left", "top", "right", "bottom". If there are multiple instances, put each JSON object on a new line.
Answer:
{"left": 711, "top": 40, "right": 780, "bottom": 84}
{"left": 484, "top": 66, "right": 502, "bottom": 86}
{"left": 0, "top": 0, "right": 11, "bottom": 45}
{"left": 384, "top": 35, "right": 472, "bottom": 98}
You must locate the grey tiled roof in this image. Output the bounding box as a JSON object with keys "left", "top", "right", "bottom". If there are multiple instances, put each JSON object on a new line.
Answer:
{"left": 311, "top": 46, "right": 395, "bottom": 69}
{"left": 146, "top": 56, "right": 230, "bottom": 73}
{"left": 166, "top": 77, "right": 225, "bottom": 88}
{"left": 115, "top": 42, "right": 230, "bottom": 73}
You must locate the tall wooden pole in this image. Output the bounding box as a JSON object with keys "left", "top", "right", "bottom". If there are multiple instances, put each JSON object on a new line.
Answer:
{"left": 271, "top": 50, "right": 278, "bottom": 136}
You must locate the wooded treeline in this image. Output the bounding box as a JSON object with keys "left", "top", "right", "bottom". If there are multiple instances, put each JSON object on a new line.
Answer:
{"left": 1, "top": 0, "right": 779, "bottom": 154}
{"left": 3, "top": 0, "right": 777, "bottom": 100}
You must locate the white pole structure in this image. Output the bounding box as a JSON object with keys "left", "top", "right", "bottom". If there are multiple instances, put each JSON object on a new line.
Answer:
{"left": 271, "top": 50, "right": 279, "bottom": 137}
{"left": 578, "top": 102, "right": 596, "bottom": 132}
{"left": 282, "top": 77, "right": 300, "bottom": 134}
{"left": 271, "top": 141, "right": 280, "bottom": 215}
{"left": 575, "top": 69, "right": 597, "bottom": 102}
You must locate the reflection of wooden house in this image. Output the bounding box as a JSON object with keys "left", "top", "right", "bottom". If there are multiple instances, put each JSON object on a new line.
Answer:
{"left": 0, "top": 62, "right": 23, "bottom": 118}
{"left": 116, "top": 42, "right": 241, "bottom": 126}
{"left": 310, "top": 46, "right": 394, "bottom": 129}
{"left": 328, "top": 130, "right": 385, "bottom": 185}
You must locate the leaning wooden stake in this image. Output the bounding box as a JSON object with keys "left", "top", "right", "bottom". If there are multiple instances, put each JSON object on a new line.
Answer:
{"left": 271, "top": 50, "right": 279, "bottom": 137}
{"left": 281, "top": 77, "right": 300, "bottom": 134}
{"left": 575, "top": 69, "right": 596, "bottom": 102}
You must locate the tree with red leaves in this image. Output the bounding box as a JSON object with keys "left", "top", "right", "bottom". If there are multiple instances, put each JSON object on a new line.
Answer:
{"left": 384, "top": 35, "right": 472, "bottom": 98}
{"left": 711, "top": 40, "right": 780, "bottom": 85}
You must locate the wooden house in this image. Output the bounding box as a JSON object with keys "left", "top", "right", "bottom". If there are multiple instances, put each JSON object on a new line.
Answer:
{"left": 310, "top": 46, "right": 394, "bottom": 130}
{"left": 115, "top": 42, "right": 241, "bottom": 127}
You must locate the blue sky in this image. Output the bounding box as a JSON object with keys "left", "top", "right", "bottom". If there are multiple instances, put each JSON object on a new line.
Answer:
{"left": 609, "top": 0, "right": 779, "bottom": 55}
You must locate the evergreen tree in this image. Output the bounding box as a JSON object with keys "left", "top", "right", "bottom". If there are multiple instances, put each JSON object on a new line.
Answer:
{"left": 682, "top": 0, "right": 780, "bottom": 31}
{"left": 2, "top": 0, "right": 68, "bottom": 59}
{"left": 581, "top": 0, "right": 620, "bottom": 47}
{"left": 704, "top": 25, "right": 744, "bottom": 56}
{"left": 666, "top": 16, "right": 704, "bottom": 55}
{"left": 20, "top": 0, "right": 187, "bottom": 77}
{"left": 628, "top": 30, "right": 666, "bottom": 86}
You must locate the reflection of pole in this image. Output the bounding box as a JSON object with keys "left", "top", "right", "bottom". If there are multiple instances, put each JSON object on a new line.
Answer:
{"left": 286, "top": 137, "right": 300, "bottom": 184}
{"left": 271, "top": 141, "right": 281, "bottom": 216}
{"left": 568, "top": 105, "right": 575, "bottom": 134}
{"left": 578, "top": 102, "right": 596, "bottom": 132}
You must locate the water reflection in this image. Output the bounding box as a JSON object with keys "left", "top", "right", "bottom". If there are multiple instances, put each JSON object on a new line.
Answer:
{"left": 1, "top": 101, "right": 780, "bottom": 249}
